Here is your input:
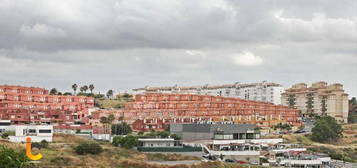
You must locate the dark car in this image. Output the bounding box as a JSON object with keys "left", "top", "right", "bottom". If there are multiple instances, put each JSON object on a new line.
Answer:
{"left": 225, "top": 159, "right": 235, "bottom": 163}
{"left": 294, "top": 130, "right": 306, "bottom": 134}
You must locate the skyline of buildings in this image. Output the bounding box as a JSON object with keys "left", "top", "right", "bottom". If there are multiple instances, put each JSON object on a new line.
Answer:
{"left": 0, "top": 81, "right": 352, "bottom": 129}
{"left": 133, "top": 81, "right": 284, "bottom": 105}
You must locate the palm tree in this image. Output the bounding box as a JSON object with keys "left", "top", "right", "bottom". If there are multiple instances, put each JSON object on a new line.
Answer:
{"left": 72, "top": 84, "right": 78, "bottom": 95}
{"left": 83, "top": 85, "right": 88, "bottom": 93}
{"left": 89, "top": 84, "right": 95, "bottom": 93}
{"left": 306, "top": 93, "right": 314, "bottom": 118}
{"left": 100, "top": 116, "right": 109, "bottom": 134}
{"left": 106, "top": 90, "right": 114, "bottom": 99}
{"left": 80, "top": 86, "right": 85, "bottom": 93}
{"left": 321, "top": 96, "right": 328, "bottom": 116}
{"left": 108, "top": 114, "right": 115, "bottom": 124}
{"left": 107, "top": 114, "right": 115, "bottom": 134}
{"left": 287, "top": 94, "right": 296, "bottom": 108}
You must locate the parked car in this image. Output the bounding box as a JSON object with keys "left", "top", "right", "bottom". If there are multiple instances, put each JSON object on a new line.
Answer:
{"left": 236, "top": 160, "right": 247, "bottom": 164}
{"left": 225, "top": 159, "right": 235, "bottom": 163}
{"left": 294, "top": 130, "right": 306, "bottom": 134}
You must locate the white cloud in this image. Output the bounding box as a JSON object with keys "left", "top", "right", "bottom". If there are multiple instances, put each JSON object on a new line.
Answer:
{"left": 185, "top": 50, "right": 205, "bottom": 56}
{"left": 232, "top": 51, "right": 263, "bottom": 66}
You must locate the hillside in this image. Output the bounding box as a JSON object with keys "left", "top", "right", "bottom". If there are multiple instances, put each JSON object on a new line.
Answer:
{"left": 264, "top": 124, "right": 357, "bottom": 162}
{"left": 95, "top": 94, "right": 133, "bottom": 109}
{"left": 1, "top": 134, "right": 261, "bottom": 168}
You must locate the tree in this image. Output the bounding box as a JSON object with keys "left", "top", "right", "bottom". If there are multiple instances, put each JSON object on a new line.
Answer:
{"left": 1, "top": 132, "right": 9, "bottom": 139}
{"left": 40, "top": 140, "right": 49, "bottom": 148}
{"left": 164, "top": 124, "right": 170, "bottom": 132}
{"left": 111, "top": 122, "right": 132, "bottom": 135}
{"left": 118, "top": 116, "right": 124, "bottom": 122}
{"left": 321, "top": 96, "right": 328, "bottom": 116}
{"left": 106, "top": 90, "right": 114, "bottom": 99}
{"left": 107, "top": 114, "right": 115, "bottom": 134}
{"left": 273, "top": 123, "right": 292, "bottom": 131}
{"left": 89, "top": 84, "right": 95, "bottom": 93}
{"left": 170, "top": 134, "right": 181, "bottom": 140}
{"left": 157, "top": 131, "right": 170, "bottom": 138}
{"left": 306, "top": 93, "right": 314, "bottom": 117}
{"left": 287, "top": 94, "right": 296, "bottom": 108}
{"left": 83, "top": 85, "right": 88, "bottom": 93}
{"left": 80, "top": 86, "right": 85, "bottom": 93}
{"left": 108, "top": 114, "right": 115, "bottom": 124}
{"left": 348, "top": 97, "right": 357, "bottom": 123}
{"left": 50, "top": 88, "right": 58, "bottom": 95}
{"left": 100, "top": 116, "right": 109, "bottom": 134}
{"left": 311, "top": 116, "right": 342, "bottom": 143}
{"left": 0, "top": 145, "right": 31, "bottom": 168}
{"left": 63, "top": 92, "right": 72, "bottom": 96}
{"left": 112, "top": 135, "right": 138, "bottom": 149}
{"left": 72, "top": 84, "right": 78, "bottom": 95}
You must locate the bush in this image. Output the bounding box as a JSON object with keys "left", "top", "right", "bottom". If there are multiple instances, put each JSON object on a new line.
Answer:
{"left": 40, "top": 140, "right": 49, "bottom": 148}
{"left": 0, "top": 145, "right": 31, "bottom": 168}
{"left": 157, "top": 131, "right": 170, "bottom": 138}
{"left": 170, "top": 134, "right": 181, "bottom": 140}
{"left": 74, "top": 142, "right": 103, "bottom": 155}
{"left": 1, "top": 132, "right": 9, "bottom": 139}
{"left": 112, "top": 135, "right": 138, "bottom": 149}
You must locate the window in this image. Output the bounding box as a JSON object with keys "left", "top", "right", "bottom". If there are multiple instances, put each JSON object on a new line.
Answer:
{"left": 28, "top": 129, "right": 36, "bottom": 133}
{"left": 39, "top": 129, "right": 52, "bottom": 133}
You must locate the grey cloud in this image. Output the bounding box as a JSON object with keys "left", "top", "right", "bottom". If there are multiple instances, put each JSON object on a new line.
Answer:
{"left": 0, "top": 0, "right": 355, "bottom": 51}
{"left": 0, "top": 0, "right": 356, "bottom": 97}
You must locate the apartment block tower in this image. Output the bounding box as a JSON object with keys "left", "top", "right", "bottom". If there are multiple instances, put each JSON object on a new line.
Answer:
{"left": 133, "top": 81, "right": 284, "bottom": 104}
{"left": 281, "top": 81, "right": 349, "bottom": 123}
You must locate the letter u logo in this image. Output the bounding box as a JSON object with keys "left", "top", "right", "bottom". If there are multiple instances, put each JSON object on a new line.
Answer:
{"left": 26, "top": 137, "right": 43, "bottom": 160}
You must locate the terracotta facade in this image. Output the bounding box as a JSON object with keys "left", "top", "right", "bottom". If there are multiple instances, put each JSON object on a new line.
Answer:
{"left": 0, "top": 85, "right": 94, "bottom": 125}
{"left": 123, "top": 93, "right": 301, "bottom": 131}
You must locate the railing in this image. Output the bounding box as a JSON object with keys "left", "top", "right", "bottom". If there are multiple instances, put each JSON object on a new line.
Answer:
{"left": 137, "top": 145, "right": 202, "bottom": 152}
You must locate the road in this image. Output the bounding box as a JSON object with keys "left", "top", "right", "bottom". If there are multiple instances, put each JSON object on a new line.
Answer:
{"left": 146, "top": 160, "right": 201, "bottom": 166}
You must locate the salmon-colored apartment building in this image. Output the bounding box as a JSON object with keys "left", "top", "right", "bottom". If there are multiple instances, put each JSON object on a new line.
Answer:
{"left": 124, "top": 94, "right": 302, "bottom": 131}
{"left": 0, "top": 85, "right": 94, "bottom": 125}
{"left": 0, "top": 85, "right": 301, "bottom": 132}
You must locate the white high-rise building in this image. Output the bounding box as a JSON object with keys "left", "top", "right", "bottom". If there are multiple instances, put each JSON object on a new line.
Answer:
{"left": 133, "top": 81, "right": 284, "bottom": 104}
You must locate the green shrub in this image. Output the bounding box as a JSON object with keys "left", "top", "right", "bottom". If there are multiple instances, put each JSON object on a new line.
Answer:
{"left": 0, "top": 145, "right": 31, "bottom": 168}
{"left": 1, "top": 132, "right": 9, "bottom": 139}
{"left": 40, "top": 140, "right": 49, "bottom": 148}
{"left": 170, "top": 134, "right": 181, "bottom": 140}
{"left": 112, "top": 135, "right": 138, "bottom": 149}
{"left": 74, "top": 142, "right": 103, "bottom": 155}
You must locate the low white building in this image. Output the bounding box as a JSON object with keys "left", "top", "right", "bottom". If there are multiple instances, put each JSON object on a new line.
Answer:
{"left": 0, "top": 120, "right": 12, "bottom": 133}
{"left": 8, "top": 125, "right": 53, "bottom": 142}
{"left": 138, "top": 138, "right": 179, "bottom": 148}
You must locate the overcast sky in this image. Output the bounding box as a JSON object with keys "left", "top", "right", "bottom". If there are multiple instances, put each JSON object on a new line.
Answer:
{"left": 0, "top": 0, "right": 356, "bottom": 97}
